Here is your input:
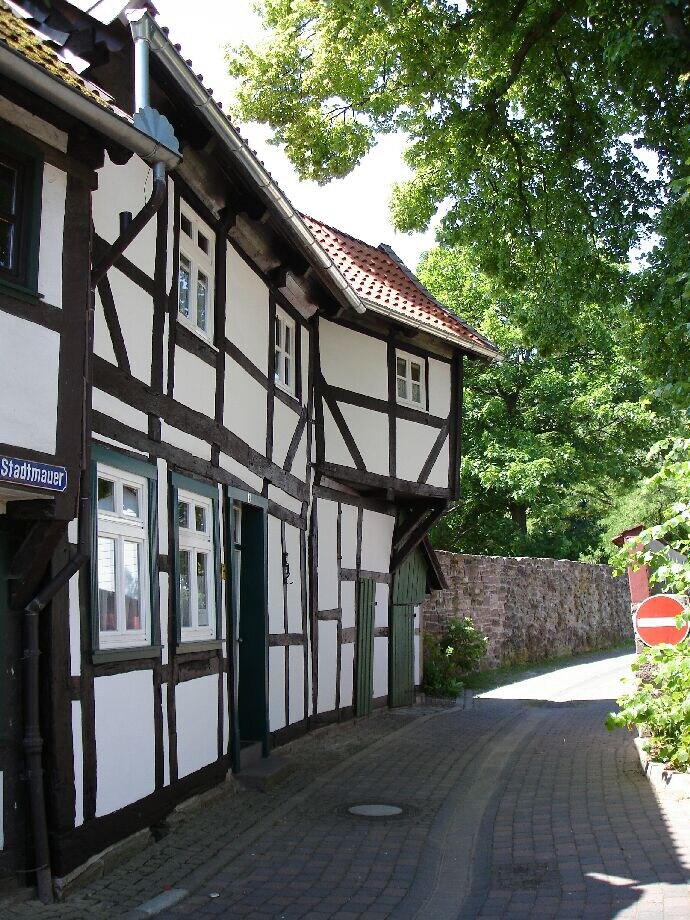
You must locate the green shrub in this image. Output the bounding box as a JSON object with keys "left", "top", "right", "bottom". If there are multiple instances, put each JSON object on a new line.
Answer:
{"left": 606, "top": 634, "right": 690, "bottom": 771}
{"left": 423, "top": 616, "right": 488, "bottom": 698}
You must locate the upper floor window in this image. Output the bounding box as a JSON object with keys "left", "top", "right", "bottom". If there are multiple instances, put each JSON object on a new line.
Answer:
{"left": 0, "top": 144, "right": 41, "bottom": 292}
{"left": 178, "top": 204, "right": 214, "bottom": 340}
{"left": 274, "top": 306, "right": 296, "bottom": 395}
{"left": 96, "top": 464, "right": 150, "bottom": 648}
{"left": 396, "top": 350, "right": 425, "bottom": 410}
{"left": 177, "top": 489, "right": 217, "bottom": 641}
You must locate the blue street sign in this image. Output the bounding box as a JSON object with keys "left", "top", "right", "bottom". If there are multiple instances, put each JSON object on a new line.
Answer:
{"left": 0, "top": 455, "right": 68, "bottom": 492}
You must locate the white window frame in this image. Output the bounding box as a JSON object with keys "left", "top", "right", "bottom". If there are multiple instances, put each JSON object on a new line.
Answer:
{"left": 274, "top": 306, "right": 296, "bottom": 396}
{"left": 395, "top": 349, "right": 426, "bottom": 410}
{"left": 96, "top": 464, "right": 150, "bottom": 649}
{"left": 177, "top": 488, "right": 217, "bottom": 641}
{"left": 177, "top": 203, "right": 215, "bottom": 342}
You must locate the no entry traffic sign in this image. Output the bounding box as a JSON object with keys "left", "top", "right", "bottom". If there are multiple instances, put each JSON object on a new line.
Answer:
{"left": 634, "top": 595, "right": 689, "bottom": 648}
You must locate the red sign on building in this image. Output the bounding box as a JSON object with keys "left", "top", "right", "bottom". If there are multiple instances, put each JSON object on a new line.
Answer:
{"left": 634, "top": 595, "right": 689, "bottom": 648}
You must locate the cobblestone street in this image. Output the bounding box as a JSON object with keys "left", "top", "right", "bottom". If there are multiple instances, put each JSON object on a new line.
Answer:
{"left": 2, "top": 649, "right": 689, "bottom": 919}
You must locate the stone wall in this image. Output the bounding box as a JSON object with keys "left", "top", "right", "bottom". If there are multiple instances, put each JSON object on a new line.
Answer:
{"left": 423, "top": 552, "right": 633, "bottom": 668}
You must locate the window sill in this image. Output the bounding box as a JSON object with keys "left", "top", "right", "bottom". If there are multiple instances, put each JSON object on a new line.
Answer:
{"left": 0, "top": 278, "right": 44, "bottom": 305}
{"left": 92, "top": 645, "right": 162, "bottom": 664}
{"left": 177, "top": 315, "right": 217, "bottom": 350}
{"left": 176, "top": 638, "right": 223, "bottom": 655}
{"left": 396, "top": 399, "right": 426, "bottom": 413}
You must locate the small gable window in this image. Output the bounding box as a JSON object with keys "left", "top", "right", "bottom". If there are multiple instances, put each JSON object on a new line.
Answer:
{"left": 0, "top": 142, "right": 42, "bottom": 293}
{"left": 274, "top": 306, "right": 296, "bottom": 395}
{"left": 396, "top": 350, "right": 426, "bottom": 410}
{"left": 178, "top": 203, "right": 214, "bottom": 341}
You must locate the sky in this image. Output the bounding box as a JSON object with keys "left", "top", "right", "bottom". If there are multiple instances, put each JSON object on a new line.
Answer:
{"left": 152, "top": 0, "right": 438, "bottom": 270}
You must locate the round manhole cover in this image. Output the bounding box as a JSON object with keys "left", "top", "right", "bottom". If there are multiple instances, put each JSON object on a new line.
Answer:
{"left": 348, "top": 804, "right": 403, "bottom": 817}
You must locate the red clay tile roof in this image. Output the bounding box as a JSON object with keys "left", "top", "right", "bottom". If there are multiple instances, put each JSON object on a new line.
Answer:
{"left": 302, "top": 215, "right": 499, "bottom": 358}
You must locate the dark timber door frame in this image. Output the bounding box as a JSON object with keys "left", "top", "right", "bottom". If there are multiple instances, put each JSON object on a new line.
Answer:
{"left": 226, "top": 487, "right": 269, "bottom": 771}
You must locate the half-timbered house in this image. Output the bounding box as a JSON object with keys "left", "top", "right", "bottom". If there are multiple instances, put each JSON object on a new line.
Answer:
{"left": 0, "top": 0, "right": 499, "bottom": 899}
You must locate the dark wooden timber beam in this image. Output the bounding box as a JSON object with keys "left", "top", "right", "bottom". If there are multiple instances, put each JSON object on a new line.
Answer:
{"left": 390, "top": 501, "right": 447, "bottom": 573}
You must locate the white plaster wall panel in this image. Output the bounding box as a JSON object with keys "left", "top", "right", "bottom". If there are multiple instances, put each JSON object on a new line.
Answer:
{"left": 160, "top": 422, "right": 211, "bottom": 461}
{"left": 267, "top": 514, "right": 284, "bottom": 634}
{"left": 107, "top": 269, "right": 153, "bottom": 383}
{"left": 0, "top": 313, "right": 58, "bottom": 454}
{"left": 288, "top": 646, "right": 304, "bottom": 723}
{"left": 375, "top": 583, "right": 390, "bottom": 629}
{"left": 95, "top": 671, "right": 155, "bottom": 816}
{"left": 71, "top": 701, "right": 84, "bottom": 827}
{"left": 157, "top": 459, "right": 168, "bottom": 552}
{"left": 319, "top": 321, "right": 387, "bottom": 398}
{"left": 175, "top": 675, "right": 218, "bottom": 779}
{"left": 323, "top": 403, "right": 353, "bottom": 468}
{"left": 285, "top": 524, "right": 302, "bottom": 633}
{"left": 92, "top": 388, "right": 148, "bottom": 434}
{"left": 301, "top": 326, "right": 310, "bottom": 396}
{"left": 396, "top": 418, "right": 440, "bottom": 483}
{"left": 340, "top": 404, "right": 389, "bottom": 475}
{"left": 340, "top": 504, "right": 358, "bottom": 570}
{"left": 218, "top": 452, "right": 264, "bottom": 494}
{"left": 317, "top": 621, "right": 337, "bottom": 713}
{"left": 222, "top": 673, "right": 229, "bottom": 755}
{"left": 173, "top": 346, "right": 217, "bottom": 418}
{"left": 290, "top": 426, "right": 309, "bottom": 483}
{"left": 373, "top": 637, "right": 388, "bottom": 700}
{"left": 93, "top": 155, "right": 157, "bottom": 274}
{"left": 93, "top": 289, "right": 117, "bottom": 365}
{"left": 414, "top": 605, "right": 421, "bottom": 686}
{"left": 340, "top": 643, "right": 354, "bottom": 709}
{"left": 428, "top": 358, "right": 452, "bottom": 418}
{"left": 267, "top": 485, "right": 302, "bottom": 516}
{"left": 226, "top": 246, "right": 269, "bottom": 372}
{"left": 427, "top": 439, "right": 450, "bottom": 488}
{"left": 360, "top": 510, "right": 395, "bottom": 573}
{"left": 0, "top": 98, "right": 67, "bottom": 150}
{"left": 340, "top": 581, "right": 356, "bottom": 630}
{"left": 166, "top": 181, "right": 175, "bottom": 294}
{"left": 68, "top": 572, "right": 81, "bottom": 677}
{"left": 161, "top": 689, "right": 170, "bottom": 786}
{"left": 224, "top": 362, "right": 266, "bottom": 455}
{"left": 38, "top": 164, "right": 66, "bottom": 308}
{"left": 272, "top": 400, "right": 301, "bottom": 469}
{"left": 269, "top": 646, "right": 286, "bottom": 730}
{"left": 317, "top": 500, "right": 338, "bottom": 611}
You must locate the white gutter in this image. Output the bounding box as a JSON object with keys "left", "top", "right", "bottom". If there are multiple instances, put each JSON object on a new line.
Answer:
{"left": 362, "top": 297, "right": 502, "bottom": 361}
{"left": 144, "top": 14, "right": 366, "bottom": 315}
{"left": 0, "top": 42, "right": 181, "bottom": 169}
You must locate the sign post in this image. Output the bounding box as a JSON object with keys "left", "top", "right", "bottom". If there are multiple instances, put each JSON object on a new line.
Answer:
{"left": 634, "top": 595, "right": 689, "bottom": 648}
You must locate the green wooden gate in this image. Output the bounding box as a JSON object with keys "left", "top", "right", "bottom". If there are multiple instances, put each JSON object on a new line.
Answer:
{"left": 390, "top": 548, "right": 427, "bottom": 707}
{"left": 354, "top": 578, "right": 376, "bottom": 716}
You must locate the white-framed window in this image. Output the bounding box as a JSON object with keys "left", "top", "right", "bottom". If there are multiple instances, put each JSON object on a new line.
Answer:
{"left": 395, "top": 350, "right": 426, "bottom": 409}
{"left": 178, "top": 204, "right": 214, "bottom": 341}
{"left": 177, "top": 489, "right": 216, "bottom": 640}
{"left": 274, "top": 306, "right": 296, "bottom": 395}
{"left": 96, "top": 464, "right": 149, "bottom": 648}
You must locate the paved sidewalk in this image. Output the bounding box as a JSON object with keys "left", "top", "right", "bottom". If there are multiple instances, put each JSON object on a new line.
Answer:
{"left": 2, "top": 650, "right": 689, "bottom": 919}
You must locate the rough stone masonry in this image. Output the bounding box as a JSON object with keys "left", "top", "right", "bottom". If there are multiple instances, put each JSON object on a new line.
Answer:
{"left": 422, "top": 552, "right": 633, "bottom": 668}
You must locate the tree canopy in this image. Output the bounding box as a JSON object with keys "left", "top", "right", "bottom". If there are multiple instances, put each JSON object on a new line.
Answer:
{"left": 416, "top": 246, "right": 669, "bottom": 557}
{"left": 228, "top": 0, "right": 690, "bottom": 399}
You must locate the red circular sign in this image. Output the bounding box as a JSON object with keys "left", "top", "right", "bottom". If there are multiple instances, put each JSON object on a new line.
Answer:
{"left": 634, "top": 595, "right": 689, "bottom": 647}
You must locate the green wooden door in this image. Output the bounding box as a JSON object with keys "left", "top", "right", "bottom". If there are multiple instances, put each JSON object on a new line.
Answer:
{"left": 355, "top": 578, "right": 376, "bottom": 716}
{"left": 390, "top": 548, "right": 427, "bottom": 708}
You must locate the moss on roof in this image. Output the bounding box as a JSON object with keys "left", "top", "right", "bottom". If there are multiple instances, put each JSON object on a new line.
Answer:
{"left": 0, "top": 1, "right": 116, "bottom": 112}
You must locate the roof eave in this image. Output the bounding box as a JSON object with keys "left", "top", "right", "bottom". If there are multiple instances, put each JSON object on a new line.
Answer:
{"left": 361, "top": 297, "right": 501, "bottom": 361}
{"left": 143, "top": 14, "right": 366, "bottom": 317}
{"left": 0, "top": 41, "right": 181, "bottom": 168}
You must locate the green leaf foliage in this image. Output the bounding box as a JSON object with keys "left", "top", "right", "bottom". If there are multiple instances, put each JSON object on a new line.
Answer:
{"left": 423, "top": 616, "right": 488, "bottom": 697}
{"left": 416, "top": 245, "right": 669, "bottom": 558}
{"left": 228, "top": 1, "right": 690, "bottom": 400}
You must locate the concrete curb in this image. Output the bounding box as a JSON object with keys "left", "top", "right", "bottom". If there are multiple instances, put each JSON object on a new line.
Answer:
{"left": 634, "top": 736, "right": 690, "bottom": 801}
